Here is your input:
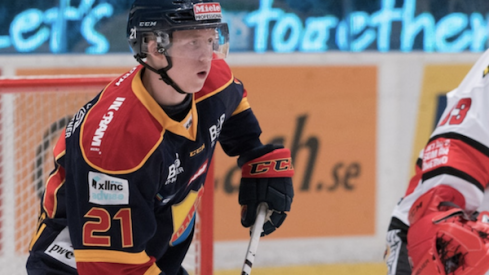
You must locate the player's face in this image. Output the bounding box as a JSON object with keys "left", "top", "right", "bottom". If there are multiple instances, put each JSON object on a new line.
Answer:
{"left": 166, "top": 29, "right": 216, "bottom": 93}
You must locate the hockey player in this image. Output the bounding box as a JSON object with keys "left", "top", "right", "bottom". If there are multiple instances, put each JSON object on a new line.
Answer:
{"left": 26, "top": 1, "right": 294, "bottom": 274}
{"left": 385, "top": 48, "right": 489, "bottom": 275}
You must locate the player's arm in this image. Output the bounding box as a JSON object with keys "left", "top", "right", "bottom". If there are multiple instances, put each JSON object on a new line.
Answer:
{"left": 219, "top": 90, "right": 294, "bottom": 235}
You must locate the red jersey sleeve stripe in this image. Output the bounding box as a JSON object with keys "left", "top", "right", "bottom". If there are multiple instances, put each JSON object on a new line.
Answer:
{"left": 421, "top": 136, "right": 489, "bottom": 190}
{"left": 42, "top": 132, "right": 67, "bottom": 218}
{"left": 428, "top": 132, "right": 489, "bottom": 157}
{"left": 42, "top": 166, "right": 65, "bottom": 218}
{"left": 53, "top": 129, "right": 66, "bottom": 157}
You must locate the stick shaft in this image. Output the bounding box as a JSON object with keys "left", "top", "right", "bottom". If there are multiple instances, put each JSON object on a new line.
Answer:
{"left": 241, "top": 203, "right": 268, "bottom": 275}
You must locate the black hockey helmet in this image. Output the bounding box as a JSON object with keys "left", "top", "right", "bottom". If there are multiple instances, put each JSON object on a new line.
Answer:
{"left": 127, "top": 0, "right": 229, "bottom": 60}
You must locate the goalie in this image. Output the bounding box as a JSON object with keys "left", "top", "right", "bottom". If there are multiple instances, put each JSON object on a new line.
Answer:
{"left": 26, "top": 1, "right": 294, "bottom": 274}
{"left": 385, "top": 48, "right": 489, "bottom": 275}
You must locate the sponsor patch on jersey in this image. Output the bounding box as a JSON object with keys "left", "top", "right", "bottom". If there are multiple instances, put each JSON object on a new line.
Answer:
{"left": 422, "top": 139, "right": 450, "bottom": 171}
{"left": 209, "top": 113, "right": 225, "bottom": 147}
{"left": 484, "top": 65, "right": 489, "bottom": 78}
{"left": 193, "top": 2, "right": 222, "bottom": 21}
{"left": 89, "top": 171, "right": 129, "bottom": 205}
{"left": 166, "top": 153, "right": 184, "bottom": 185}
{"left": 190, "top": 143, "right": 205, "bottom": 157}
{"left": 90, "top": 97, "right": 125, "bottom": 152}
{"left": 44, "top": 227, "right": 76, "bottom": 269}
{"left": 66, "top": 104, "right": 91, "bottom": 138}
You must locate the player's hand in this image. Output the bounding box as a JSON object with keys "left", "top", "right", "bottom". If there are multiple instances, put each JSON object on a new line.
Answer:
{"left": 238, "top": 144, "right": 294, "bottom": 236}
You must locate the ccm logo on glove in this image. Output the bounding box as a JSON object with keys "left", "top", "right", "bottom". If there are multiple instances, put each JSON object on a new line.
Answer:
{"left": 241, "top": 149, "right": 294, "bottom": 178}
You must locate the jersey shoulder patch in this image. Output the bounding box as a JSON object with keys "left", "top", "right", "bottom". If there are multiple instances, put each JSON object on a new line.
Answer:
{"left": 80, "top": 68, "right": 163, "bottom": 173}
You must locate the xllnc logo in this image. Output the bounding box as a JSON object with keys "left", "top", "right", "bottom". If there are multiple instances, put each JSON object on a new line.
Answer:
{"left": 88, "top": 171, "right": 129, "bottom": 205}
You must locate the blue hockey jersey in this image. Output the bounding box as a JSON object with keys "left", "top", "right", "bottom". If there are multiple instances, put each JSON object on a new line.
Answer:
{"left": 27, "top": 59, "right": 263, "bottom": 275}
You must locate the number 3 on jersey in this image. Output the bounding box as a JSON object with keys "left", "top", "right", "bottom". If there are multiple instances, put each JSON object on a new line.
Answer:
{"left": 438, "top": 98, "right": 472, "bottom": 126}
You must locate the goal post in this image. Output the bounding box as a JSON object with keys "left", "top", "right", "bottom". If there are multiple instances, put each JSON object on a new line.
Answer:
{"left": 0, "top": 76, "right": 213, "bottom": 275}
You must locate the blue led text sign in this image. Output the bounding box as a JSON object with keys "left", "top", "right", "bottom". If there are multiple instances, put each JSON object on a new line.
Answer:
{"left": 0, "top": 0, "right": 487, "bottom": 54}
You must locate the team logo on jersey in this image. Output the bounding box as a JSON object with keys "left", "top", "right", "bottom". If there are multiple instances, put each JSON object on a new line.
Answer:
{"left": 166, "top": 153, "right": 184, "bottom": 185}
{"left": 170, "top": 187, "right": 204, "bottom": 246}
{"left": 88, "top": 171, "right": 129, "bottom": 205}
{"left": 44, "top": 227, "right": 76, "bottom": 269}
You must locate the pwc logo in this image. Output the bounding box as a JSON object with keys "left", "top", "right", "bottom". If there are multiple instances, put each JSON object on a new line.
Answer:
{"left": 44, "top": 227, "right": 76, "bottom": 269}
{"left": 193, "top": 2, "right": 222, "bottom": 21}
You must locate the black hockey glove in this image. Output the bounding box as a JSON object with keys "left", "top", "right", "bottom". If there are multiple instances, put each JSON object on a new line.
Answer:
{"left": 238, "top": 144, "right": 294, "bottom": 236}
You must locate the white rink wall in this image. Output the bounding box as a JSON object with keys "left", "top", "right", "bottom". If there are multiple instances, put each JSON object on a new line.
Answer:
{"left": 0, "top": 52, "right": 483, "bottom": 270}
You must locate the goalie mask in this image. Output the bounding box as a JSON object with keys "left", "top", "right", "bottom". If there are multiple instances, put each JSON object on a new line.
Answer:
{"left": 126, "top": 0, "right": 230, "bottom": 93}
{"left": 407, "top": 208, "right": 489, "bottom": 275}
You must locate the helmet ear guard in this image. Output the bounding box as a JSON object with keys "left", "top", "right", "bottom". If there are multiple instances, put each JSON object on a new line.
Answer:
{"left": 407, "top": 208, "right": 489, "bottom": 275}
{"left": 155, "top": 31, "right": 171, "bottom": 54}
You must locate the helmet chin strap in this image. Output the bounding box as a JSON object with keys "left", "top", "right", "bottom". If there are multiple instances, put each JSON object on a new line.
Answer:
{"left": 135, "top": 54, "right": 188, "bottom": 95}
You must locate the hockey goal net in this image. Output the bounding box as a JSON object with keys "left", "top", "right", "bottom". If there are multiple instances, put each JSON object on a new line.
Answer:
{"left": 0, "top": 76, "right": 213, "bottom": 275}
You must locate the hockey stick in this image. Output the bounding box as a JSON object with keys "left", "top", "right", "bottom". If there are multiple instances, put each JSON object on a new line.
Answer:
{"left": 241, "top": 202, "right": 268, "bottom": 275}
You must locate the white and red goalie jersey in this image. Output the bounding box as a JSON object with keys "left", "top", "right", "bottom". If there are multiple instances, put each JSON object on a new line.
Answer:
{"left": 394, "top": 48, "right": 489, "bottom": 227}
{"left": 386, "top": 48, "right": 489, "bottom": 275}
